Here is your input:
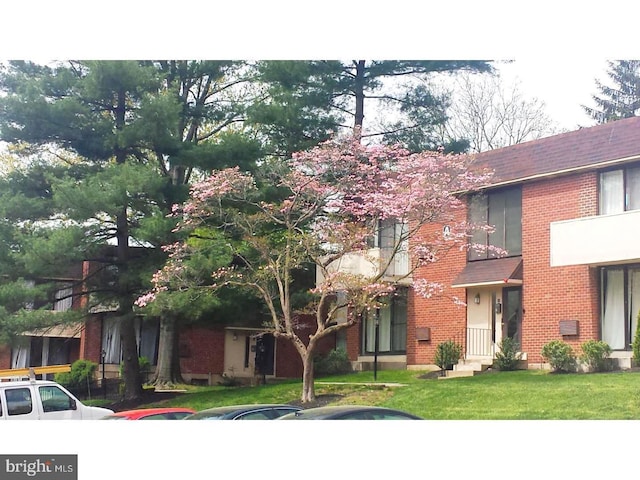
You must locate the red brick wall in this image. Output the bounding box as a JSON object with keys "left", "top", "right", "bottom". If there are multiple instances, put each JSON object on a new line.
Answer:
{"left": 409, "top": 215, "right": 468, "bottom": 366}
{"left": 79, "top": 316, "right": 103, "bottom": 364}
{"left": 179, "top": 326, "right": 226, "bottom": 375}
{"left": 404, "top": 171, "right": 601, "bottom": 367}
{"left": 0, "top": 345, "right": 11, "bottom": 370}
{"left": 275, "top": 316, "right": 336, "bottom": 378}
{"left": 521, "top": 173, "right": 600, "bottom": 363}
{"left": 345, "top": 322, "right": 361, "bottom": 361}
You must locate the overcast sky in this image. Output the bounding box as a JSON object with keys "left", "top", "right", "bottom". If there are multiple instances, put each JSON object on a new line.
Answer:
{"left": 496, "top": 58, "right": 610, "bottom": 131}
{"left": 0, "top": 2, "right": 632, "bottom": 135}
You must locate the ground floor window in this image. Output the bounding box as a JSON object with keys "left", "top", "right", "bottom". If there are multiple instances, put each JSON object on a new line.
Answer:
{"left": 11, "top": 337, "right": 79, "bottom": 370}
{"left": 361, "top": 290, "right": 407, "bottom": 354}
{"left": 601, "top": 266, "right": 640, "bottom": 350}
{"left": 102, "top": 316, "right": 160, "bottom": 364}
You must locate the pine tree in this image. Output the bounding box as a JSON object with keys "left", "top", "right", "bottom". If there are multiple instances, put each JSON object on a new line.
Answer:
{"left": 583, "top": 60, "right": 640, "bottom": 124}
{"left": 0, "top": 61, "right": 260, "bottom": 398}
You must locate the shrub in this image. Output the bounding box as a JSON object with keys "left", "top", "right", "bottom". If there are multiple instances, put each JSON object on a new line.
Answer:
{"left": 541, "top": 340, "right": 576, "bottom": 373}
{"left": 633, "top": 311, "right": 640, "bottom": 362}
{"left": 314, "top": 348, "right": 352, "bottom": 376}
{"left": 119, "top": 356, "right": 151, "bottom": 378}
{"left": 580, "top": 340, "right": 612, "bottom": 372}
{"left": 434, "top": 340, "right": 462, "bottom": 370}
{"left": 55, "top": 359, "right": 98, "bottom": 394}
{"left": 495, "top": 337, "right": 522, "bottom": 371}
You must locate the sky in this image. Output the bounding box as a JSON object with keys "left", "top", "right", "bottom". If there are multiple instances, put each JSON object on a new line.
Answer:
{"left": 1, "top": 3, "right": 628, "bottom": 136}
{"left": 496, "top": 58, "right": 610, "bottom": 131}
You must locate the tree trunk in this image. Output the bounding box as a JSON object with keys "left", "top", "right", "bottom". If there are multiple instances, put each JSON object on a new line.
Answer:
{"left": 119, "top": 311, "right": 143, "bottom": 401}
{"left": 353, "top": 60, "right": 366, "bottom": 133}
{"left": 301, "top": 353, "right": 315, "bottom": 403}
{"left": 114, "top": 86, "right": 142, "bottom": 401}
{"left": 152, "top": 315, "right": 184, "bottom": 387}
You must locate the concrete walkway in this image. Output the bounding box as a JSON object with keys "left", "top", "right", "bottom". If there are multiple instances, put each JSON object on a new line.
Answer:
{"left": 315, "top": 382, "right": 407, "bottom": 387}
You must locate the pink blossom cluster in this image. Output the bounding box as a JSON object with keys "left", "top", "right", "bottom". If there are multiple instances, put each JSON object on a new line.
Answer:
{"left": 413, "top": 279, "right": 445, "bottom": 299}
{"left": 138, "top": 133, "right": 494, "bottom": 311}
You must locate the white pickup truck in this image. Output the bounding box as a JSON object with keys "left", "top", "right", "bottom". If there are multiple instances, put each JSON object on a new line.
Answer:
{"left": 0, "top": 365, "right": 114, "bottom": 420}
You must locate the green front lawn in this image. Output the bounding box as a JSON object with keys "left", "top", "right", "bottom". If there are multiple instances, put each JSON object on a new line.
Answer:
{"left": 125, "top": 369, "right": 640, "bottom": 419}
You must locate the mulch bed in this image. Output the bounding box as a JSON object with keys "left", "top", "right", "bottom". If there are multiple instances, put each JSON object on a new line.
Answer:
{"left": 105, "top": 390, "right": 185, "bottom": 412}
{"left": 288, "top": 394, "right": 344, "bottom": 409}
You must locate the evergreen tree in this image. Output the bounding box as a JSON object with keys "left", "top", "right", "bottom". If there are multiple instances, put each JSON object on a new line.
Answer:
{"left": 583, "top": 60, "right": 640, "bottom": 124}
{"left": 0, "top": 60, "right": 262, "bottom": 398}
{"left": 250, "top": 60, "right": 494, "bottom": 152}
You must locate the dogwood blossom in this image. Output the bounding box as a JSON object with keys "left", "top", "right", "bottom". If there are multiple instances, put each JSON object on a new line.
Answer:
{"left": 137, "top": 133, "right": 494, "bottom": 402}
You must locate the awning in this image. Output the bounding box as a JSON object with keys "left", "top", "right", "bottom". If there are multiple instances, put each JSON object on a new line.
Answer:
{"left": 22, "top": 323, "right": 83, "bottom": 339}
{"left": 452, "top": 257, "right": 523, "bottom": 288}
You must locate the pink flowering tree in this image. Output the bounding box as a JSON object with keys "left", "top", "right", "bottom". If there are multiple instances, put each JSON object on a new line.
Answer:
{"left": 138, "top": 135, "right": 493, "bottom": 402}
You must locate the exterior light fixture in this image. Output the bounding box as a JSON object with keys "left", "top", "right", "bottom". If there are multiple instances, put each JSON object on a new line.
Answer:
{"left": 474, "top": 293, "right": 481, "bottom": 304}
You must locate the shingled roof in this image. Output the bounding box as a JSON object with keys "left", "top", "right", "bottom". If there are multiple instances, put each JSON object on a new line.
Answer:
{"left": 473, "top": 116, "right": 640, "bottom": 186}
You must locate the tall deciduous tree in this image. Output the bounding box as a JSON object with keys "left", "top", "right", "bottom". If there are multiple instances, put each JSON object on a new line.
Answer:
{"left": 583, "top": 60, "right": 640, "bottom": 124}
{"left": 440, "top": 72, "right": 560, "bottom": 152}
{"left": 138, "top": 135, "right": 494, "bottom": 402}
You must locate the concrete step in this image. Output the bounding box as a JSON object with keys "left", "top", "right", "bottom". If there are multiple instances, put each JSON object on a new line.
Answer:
{"left": 454, "top": 362, "right": 485, "bottom": 372}
{"left": 454, "top": 359, "right": 493, "bottom": 372}
{"left": 438, "top": 370, "right": 475, "bottom": 379}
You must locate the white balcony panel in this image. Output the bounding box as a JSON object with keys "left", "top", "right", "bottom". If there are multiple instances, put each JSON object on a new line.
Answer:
{"left": 316, "top": 249, "right": 381, "bottom": 285}
{"left": 550, "top": 210, "right": 640, "bottom": 266}
{"left": 316, "top": 247, "right": 411, "bottom": 287}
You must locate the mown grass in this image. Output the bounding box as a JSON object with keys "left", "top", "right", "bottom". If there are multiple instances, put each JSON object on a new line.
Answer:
{"left": 121, "top": 369, "right": 640, "bottom": 419}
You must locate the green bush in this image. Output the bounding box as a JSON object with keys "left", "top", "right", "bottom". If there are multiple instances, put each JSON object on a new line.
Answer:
{"left": 434, "top": 340, "right": 462, "bottom": 370}
{"left": 119, "top": 356, "right": 151, "bottom": 378}
{"left": 580, "top": 340, "right": 612, "bottom": 372}
{"left": 314, "top": 348, "right": 352, "bottom": 376}
{"left": 55, "top": 359, "right": 98, "bottom": 391}
{"left": 495, "top": 337, "right": 522, "bottom": 371}
{"left": 541, "top": 340, "right": 576, "bottom": 373}
{"left": 633, "top": 311, "right": 640, "bottom": 362}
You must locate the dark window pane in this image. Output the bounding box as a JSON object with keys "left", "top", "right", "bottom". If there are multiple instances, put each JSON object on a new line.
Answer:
{"left": 468, "top": 187, "right": 521, "bottom": 260}
{"left": 627, "top": 167, "right": 640, "bottom": 211}
{"left": 391, "top": 294, "right": 407, "bottom": 351}
{"left": 468, "top": 194, "right": 488, "bottom": 260}
{"left": 488, "top": 190, "right": 506, "bottom": 254}
{"left": 600, "top": 169, "right": 624, "bottom": 214}
{"left": 505, "top": 189, "right": 522, "bottom": 255}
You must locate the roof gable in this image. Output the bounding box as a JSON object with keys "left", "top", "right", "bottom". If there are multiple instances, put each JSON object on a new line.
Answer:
{"left": 474, "top": 116, "right": 640, "bottom": 186}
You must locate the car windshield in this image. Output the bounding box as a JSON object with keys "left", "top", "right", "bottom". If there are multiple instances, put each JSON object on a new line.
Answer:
{"left": 185, "top": 408, "right": 239, "bottom": 420}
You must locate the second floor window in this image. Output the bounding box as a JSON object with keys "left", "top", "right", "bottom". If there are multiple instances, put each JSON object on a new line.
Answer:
{"left": 468, "top": 186, "right": 522, "bottom": 260}
{"left": 367, "top": 218, "right": 409, "bottom": 276}
{"left": 599, "top": 166, "right": 640, "bottom": 215}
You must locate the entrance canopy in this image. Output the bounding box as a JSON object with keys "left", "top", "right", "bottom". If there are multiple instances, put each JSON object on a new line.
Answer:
{"left": 452, "top": 257, "right": 523, "bottom": 288}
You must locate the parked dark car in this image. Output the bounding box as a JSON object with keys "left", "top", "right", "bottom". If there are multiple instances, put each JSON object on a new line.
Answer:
{"left": 102, "top": 407, "right": 196, "bottom": 420}
{"left": 277, "top": 405, "right": 422, "bottom": 420}
{"left": 183, "top": 404, "right": 302, "bottom": 420}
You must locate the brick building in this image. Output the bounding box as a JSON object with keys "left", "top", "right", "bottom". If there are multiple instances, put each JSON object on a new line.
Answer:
{"left": 344, "top": 116, "right": 640, "bottom": 372}
{"left": 2, "top": 264, "right": 333, "bottom": 385}
{"left": 7, "top": 117, "right": 640, "bottom": 380}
